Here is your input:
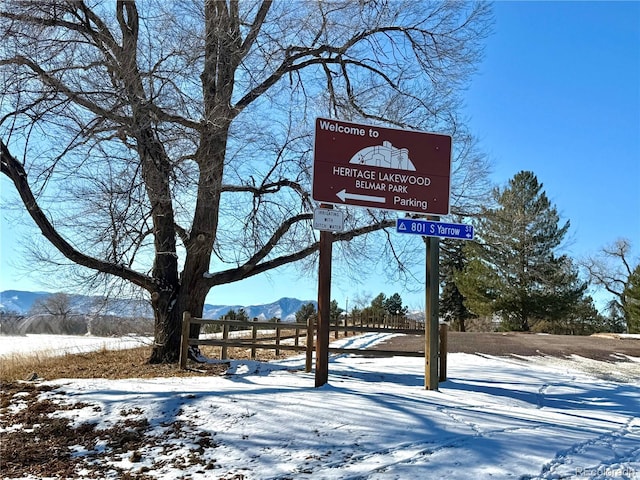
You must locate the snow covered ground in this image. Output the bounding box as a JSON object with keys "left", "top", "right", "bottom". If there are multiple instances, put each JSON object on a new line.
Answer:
{"left": 2, "top": 333, "right": 640, "bottom": 479}
{"left": 0, "top": 334, "right": 152, "bottom": 358}
{"left": 0, "top": 330, "right": 279, "bottom": 359}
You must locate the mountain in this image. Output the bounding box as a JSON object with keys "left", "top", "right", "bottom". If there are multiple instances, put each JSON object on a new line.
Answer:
{"left": 203, "top": 297, "right": 315, "bottom": 322}
{"left": 0, "top": 290, "right": 316, "bottom": 322}
{"left": 0, "top": 290, "right": 152, "bottom": 318}
{"left": 0, "top": 290, "right": 51, "bottom": 315}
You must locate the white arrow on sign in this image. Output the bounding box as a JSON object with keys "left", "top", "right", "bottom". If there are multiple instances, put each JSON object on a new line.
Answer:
{"left": 336, "top": 189, "right": 385, "bottom": 204}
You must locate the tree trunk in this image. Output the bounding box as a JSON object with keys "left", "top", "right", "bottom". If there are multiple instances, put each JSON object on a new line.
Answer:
{"left": 148, "top": 298, "right": 182, "bottom": 364}
{"left": 146, "top": 123, "right": 228, "bottom": 363}
{"left": 148, "top": 285, "right": 208, "bottom": 364}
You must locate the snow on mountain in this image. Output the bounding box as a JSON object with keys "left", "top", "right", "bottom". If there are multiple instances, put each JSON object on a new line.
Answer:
{"left": 205, "top": 297, "right": 316, "bottom": 321}
{"left": 0, "top": 290, "right": 51, "bottom": 315}
{"left": 0, "top": 290, "right": 316, "bottom": 322}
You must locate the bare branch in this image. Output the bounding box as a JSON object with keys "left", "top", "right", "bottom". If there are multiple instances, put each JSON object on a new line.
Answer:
{"left": 581, "top": 239, "right": 636, "bottom": 305}
{"left": 205, "top": 217, "right": 395, "bottom": 287}
{"left": 1, "top": 140, "right": 154, "bottom": 291}
{"left": 239, "top": 0, "right": 272, "bottom": 57}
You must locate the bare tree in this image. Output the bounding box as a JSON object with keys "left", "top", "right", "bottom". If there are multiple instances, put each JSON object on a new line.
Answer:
{"left": 1, "top": 1, "right": 492, "bottom": 362}
{"left": 581, "top": 238, "right": 638, "bottom": 330}
{"left": 29, "top": 293, "right": 73, "bottom": 319}
{"left": 28, "top": 292, "right": 87, "bottom": 334}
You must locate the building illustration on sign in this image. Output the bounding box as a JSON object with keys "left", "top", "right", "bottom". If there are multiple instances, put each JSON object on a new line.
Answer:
{"left": 349, "top": 141, "right": 416, "bottom": 171}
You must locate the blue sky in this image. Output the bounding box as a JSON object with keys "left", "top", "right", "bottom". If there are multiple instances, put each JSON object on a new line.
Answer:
{"left": 2, "top": 1, "right": 639, "bottom": 312}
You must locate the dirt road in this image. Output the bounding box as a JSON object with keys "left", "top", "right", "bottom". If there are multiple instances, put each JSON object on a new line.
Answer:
{"left": 374, "top": 332, "right": 640, "bottom": 362}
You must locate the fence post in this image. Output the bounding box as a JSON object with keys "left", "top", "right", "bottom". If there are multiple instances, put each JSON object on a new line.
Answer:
{"left": 179, "top": 311, "right": 191, "bottom": 369}
{"left": 251, "top": 324, "right": 257, "bottom": 360}
{"left": 439, "top": 323, "right": 448, "bottom": 382}
{"left": 222, "top": 322, "right": 230, "bottom": 360}
{"left": 275, "top": 322, "right": 281, "bottom": 356}
{"left": 305, "top": 317, "right": 314, "bottom": 373}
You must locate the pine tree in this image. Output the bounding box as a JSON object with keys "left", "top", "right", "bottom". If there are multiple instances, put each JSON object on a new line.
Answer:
{"left": 455, "top": 256, "right": 500, "bottom": 318}
{"left": 370, "top": 293, "right": 387, "bottom": 318}
{"left": 359, "top": 293, "right": 386, "bottom": 322}
{"left": 623, "top": 264, "right": 640, "bottom": 333}
{"left": 383, "top": 293, "right": 408, "bottom": 317}
{"left": 458, "top": 171, "right": 586, "bottom": 331}
{"left": 329, "top": 300, "right": 344, "bottom": 323}
{"left": 295, "top": 303, "right": 317, "bottom": 324}
{"left": 440, "top": 239, "right": 474, "bottom": 331}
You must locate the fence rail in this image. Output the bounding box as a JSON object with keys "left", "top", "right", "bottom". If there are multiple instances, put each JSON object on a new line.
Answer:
{"left": 179, "top": 313, "right": 315, "bottom": 370}
{"left": 179, "top": 312, "right": 447, "bottom": 380}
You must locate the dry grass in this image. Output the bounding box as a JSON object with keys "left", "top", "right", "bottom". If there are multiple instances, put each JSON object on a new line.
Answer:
{"left": 0, "top": 342, "right": 302, "bottom": 384}
{"left": 0, "top": 327, "right": 360, "bottom": 383}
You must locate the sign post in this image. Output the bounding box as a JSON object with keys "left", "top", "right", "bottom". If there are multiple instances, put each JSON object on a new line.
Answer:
{"left": 312, "top": 117, "right": 453, "bottom": 389}
{"left": 425, "top": 233, "right": 440, "bottom": 390}
{"left": 395, "top": 217, "right": 474, "bottom": 389}
{"left": 315, "top": 205, "right": 333, "bottom": 387}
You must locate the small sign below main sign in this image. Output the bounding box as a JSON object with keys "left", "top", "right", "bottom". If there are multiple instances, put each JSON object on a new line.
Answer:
{"left": 396, "top": 218, "right": 474, "bottom": 240}
{"left": 313, "top": 208, "right": 345, "bottom": 232}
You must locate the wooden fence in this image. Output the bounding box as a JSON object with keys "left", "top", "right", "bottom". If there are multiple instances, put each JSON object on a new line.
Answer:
{"left": 179, "top": 312, "right": 448, "bottom": 380}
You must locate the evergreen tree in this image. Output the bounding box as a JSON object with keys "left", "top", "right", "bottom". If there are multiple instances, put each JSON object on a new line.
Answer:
{"left": 383, "top": 293, "right": 408, "bottom": 316}
{"left": 236, "top": 309, "right": 250, "bottom": 322}
{"left": 370, "top": 293, "right": 387, "bottom": 317}
{"left": 360, "top": 293, "right": 386, "bottom": 321}
{"left": 601, "top": 301, "right": 628, "bottom": 334}
{"left": 440, "top": 239, "right": 474, "bottom": 331}
{"left": 329, "top": 300, "right": 344, "bottom": 323}
{"left": 455, "top": 257, "right": 499, "bottom": 318}
{"left": 295, "top": 303, "right": 317, "bottom": 324}
{"left": 623, "top": 264, "right": 640, "bottom": 333}
{"left": 220, "top": 309, "right": 248, "bottom": 322}
{"left": 213, "top": 308, "right": 251, "bottom": 332}
{"left": 533, "top": 295, "right": 613, "bottom": 335}
{"left": 458, "top": 171, "right": 586, "bottom": 331}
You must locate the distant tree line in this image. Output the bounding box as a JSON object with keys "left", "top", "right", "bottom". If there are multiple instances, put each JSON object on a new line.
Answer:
{"left": 200, "top": 308, "right": 286, "bottom": 335}
{"left": 289, "top": 293, "right": 410, "bottom": 327}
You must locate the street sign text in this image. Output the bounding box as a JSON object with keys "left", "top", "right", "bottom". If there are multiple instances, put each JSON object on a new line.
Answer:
{"left": 313, "top": 208, "right": 344, "bottom": 232}
{"left": 396, "top": 218, "right": 474, "bottom": 240}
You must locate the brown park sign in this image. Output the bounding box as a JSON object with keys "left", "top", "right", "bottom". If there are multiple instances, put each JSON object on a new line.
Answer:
{"left": 312, "top": 118, "right": 452, "bottom": 215}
